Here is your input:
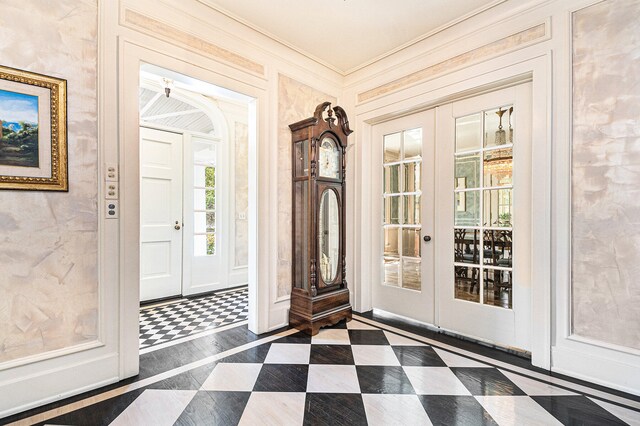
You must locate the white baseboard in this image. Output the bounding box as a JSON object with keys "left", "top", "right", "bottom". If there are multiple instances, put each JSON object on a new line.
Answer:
{"left": 552, "top": 345, "right": 640, "bottom": 396}
{"left": 268, "top": 298, "right": 290, "bottom": 331}
{"left": 183, "top": 280, "right": 246, "bottom": 296}
{"left": 0, "top": 352, "right": 119, "bottom": 418}
{"left": 229, "top": 266, "right": 248, "bottom": 288}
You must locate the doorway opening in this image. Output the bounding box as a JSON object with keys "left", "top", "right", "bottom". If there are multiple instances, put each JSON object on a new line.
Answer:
{"left": 137, "top": 63, "right": 253, "bottom": 350}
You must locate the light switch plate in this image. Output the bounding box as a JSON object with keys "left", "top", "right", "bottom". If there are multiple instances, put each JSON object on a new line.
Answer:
{"left": 106, "top": 200, "right": 119, "bottom": 219}
{"left": 105, "top": 163, "right": 118, "bottom": 182}
{"left": 105, "top": 181, "right": 119, "bottom": 199}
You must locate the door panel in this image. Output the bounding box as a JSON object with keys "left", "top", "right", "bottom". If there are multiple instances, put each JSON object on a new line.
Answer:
{"left": 182, "top": 134, "right": 224, "bottom": 295}
{"left": 435, "top": 83, "right": 532, "bottom": 351}
{"left": 140, "top": 127, "right": 183, "bottom": 301}
{"left": 371, "top": 109, "right": 435, "bottom": 324}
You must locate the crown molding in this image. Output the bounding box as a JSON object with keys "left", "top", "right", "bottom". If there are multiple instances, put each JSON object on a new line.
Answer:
{"left": 196, "top": 0, "right": 510, "bottom": 76}
{"left": 195, "top": 0, "right": 344, "bottom": 74}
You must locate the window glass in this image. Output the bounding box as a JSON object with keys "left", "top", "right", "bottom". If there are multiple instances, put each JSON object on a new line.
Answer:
{"left": 453, "top": 107, "right": 514, "bottom": 308}
{"left": 382, "top": 129, "right": 423, "bottom": 290}
{"left": 194, "top": 141, "right": 216, "bottom": 256}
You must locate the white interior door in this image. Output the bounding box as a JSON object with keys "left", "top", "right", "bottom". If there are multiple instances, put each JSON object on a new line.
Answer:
{"left": 182, "top": 134, "right": 225, "bottom": 296}
{"left": 435, "top": 84, "right": 532, "bottom": 351}
{"left": 140, "top": 127, "right": 183, "bottom": 302}
{"left": 371, "top": 109, "right": 436, "bottom": 324}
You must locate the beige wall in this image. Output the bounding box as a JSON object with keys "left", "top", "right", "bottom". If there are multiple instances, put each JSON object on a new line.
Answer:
{"left": 0, "top": 0, "right": 98, "bottom": 363}
{"left": 571, "top": 0, "right": 640, "bottom": 350}
{"left": 277, "top": 75, "right": 336, "bottom": 298}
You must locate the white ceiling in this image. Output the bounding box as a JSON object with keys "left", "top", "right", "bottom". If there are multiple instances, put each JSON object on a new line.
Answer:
{"left": 200, "top": 0, "right": 501, "bottom": 74}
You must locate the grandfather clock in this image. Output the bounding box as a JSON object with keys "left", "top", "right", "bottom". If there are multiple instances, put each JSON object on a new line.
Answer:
{"left": 289, "top": 102, "right": 353, "bottom": 335}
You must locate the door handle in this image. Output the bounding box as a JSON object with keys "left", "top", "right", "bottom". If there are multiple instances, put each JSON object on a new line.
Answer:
{"left": 174, "top": 221, "right": 181, "bottom": 230}
{"left": 423, "top": 235, "right": 432, "bottom": 242}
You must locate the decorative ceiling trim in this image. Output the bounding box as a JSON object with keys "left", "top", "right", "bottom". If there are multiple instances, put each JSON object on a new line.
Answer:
{"left": 196, "top": 0, "right": 509, "bottom": 76}
{"left": 196, "top": 0, "right": 343, "bottom": 74}
{"left": 358, "top": 23, "right": 547, "bottom": 103}
{"left": 122, "top": 8, "right": 265, "bottom": 76}
{"left": 344, "top": 0, "right": 509, "bottom": 75}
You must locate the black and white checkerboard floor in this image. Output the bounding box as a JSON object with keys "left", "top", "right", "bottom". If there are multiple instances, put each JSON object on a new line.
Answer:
{"left": 139, "top": 287, "right": 248, "bottom": 349}
{"left": 115, "top": 318, "right": 639, "bottom": 425}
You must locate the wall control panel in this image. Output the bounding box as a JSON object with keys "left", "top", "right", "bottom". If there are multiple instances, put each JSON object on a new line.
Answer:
{"left": 105, "top": 163, "right": 119, "bottom": 219}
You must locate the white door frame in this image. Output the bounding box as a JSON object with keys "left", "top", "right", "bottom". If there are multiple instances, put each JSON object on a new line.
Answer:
{"left": 352, "top": 54, "right": 551, "bottom": 369}
{"left": 139, "top": 77, "right": 238, "bottom": 297}
{"left": 119, "top": 40, "right": 268, "bottom": 378}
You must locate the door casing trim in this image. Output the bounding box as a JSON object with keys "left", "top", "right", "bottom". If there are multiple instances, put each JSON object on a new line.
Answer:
{"left": 351, "top": 52, "right": 551, "bottom": 369}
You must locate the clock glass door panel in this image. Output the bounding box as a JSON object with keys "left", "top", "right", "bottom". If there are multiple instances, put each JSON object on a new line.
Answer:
{"left": 294, "top": 139, "right": 309, "bottom": 177}
{"left": 293, "top": 180, "right": 309, "bottom": 290}
{"left": 319, "top": 136, "right": 340, "bottom": 179}
{"left": 319, "top": 188, "right": 340, "bottom": 285}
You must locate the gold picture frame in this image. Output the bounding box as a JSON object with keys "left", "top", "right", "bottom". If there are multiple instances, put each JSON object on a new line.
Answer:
{"left": 0, "top": 64, "right": 67, "bottom": 191}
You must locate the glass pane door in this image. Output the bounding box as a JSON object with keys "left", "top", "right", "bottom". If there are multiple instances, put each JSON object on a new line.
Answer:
{"left": 437, "top": 83, "right": 532, "bottom": 352}
{"left": 372, "top": 109, "right": 435, "bottom": 325}
{"left": 383, "top": 129, "right": 422, "bottom": 291}
{"left": 193, "top": 139, "right": 217, "bottom": 256}
{"left": 453, "top": 105, "right": 514, "bottom": 308}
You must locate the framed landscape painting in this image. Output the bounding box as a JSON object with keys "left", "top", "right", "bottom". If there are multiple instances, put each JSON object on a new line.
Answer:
{"left": 0, "top": 65, "right": 67, "bottom": 191}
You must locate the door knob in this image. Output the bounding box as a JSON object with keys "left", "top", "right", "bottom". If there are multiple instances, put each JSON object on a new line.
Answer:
{"left": 174, "top": 221, "right": 181, "bottom": 230}
{"left": 423, "top": 235, "right": 432, "bottom": 242}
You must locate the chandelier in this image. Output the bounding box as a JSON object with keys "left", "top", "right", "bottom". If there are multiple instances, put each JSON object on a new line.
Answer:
{"left": 484, "top": 106, "right": 513, "bottom": 177}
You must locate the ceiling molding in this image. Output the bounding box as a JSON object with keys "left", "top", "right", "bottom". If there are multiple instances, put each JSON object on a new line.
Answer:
{"left": 343, "top": 0, "right": 508, "bottom": 74}
{"left": 195, "top": 0, "right": 344, "bottom": 75}
{"left": 122, "top": 7, "right": 265, "bottom": 76}
{"left": 358, "top": 22, "right": 547, "bottom": 103}
{"left": 196, "top": 0, "right": 509, "bottom": 76}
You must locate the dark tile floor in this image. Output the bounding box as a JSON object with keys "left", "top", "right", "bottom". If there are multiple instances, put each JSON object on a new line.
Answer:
{"left": 139, "top": 287, "right": 248, "bottom": 349}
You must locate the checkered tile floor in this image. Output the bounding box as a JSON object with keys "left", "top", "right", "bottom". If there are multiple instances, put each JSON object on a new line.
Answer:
{"left": 139, "top": 287, "right": 248, "bottom": 349}
{"left": 122, "top": 318, "right": 639, "bottom": 425}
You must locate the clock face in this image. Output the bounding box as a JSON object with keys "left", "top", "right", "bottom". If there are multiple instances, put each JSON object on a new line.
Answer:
{"left": 318, "top": 137, "right": 340, "bottom": 179}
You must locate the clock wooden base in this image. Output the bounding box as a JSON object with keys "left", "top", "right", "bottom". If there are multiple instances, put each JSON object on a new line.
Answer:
{"left": 289, "top": 288, "right": 352, "bottom": 336}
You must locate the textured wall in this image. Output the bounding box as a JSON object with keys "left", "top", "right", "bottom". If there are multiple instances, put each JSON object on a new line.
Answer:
{"left": 234, "top": 121, "right": 249, "bottom": 267}
{"left": 572, "top": 0, "right": 640, "bottom": 350}
{"left": 277, "top": 75, "right": 335, "bottom": 298}
{"left": 0, "top": 0, "right": 98, "bottom": 363}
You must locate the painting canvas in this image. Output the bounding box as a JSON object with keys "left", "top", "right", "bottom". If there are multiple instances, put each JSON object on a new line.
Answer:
{"left": 0, "top": 89, "right": 39, "bottom": 168}
{"left": 0, "top": 65, "right": 67, "bottom": 191}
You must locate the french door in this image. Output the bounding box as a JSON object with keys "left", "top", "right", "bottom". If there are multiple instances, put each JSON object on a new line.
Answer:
{"left": 140, "top": 127, "right": 225, "bottom": 301}
{"left": 436, "top": 84, "right": 532, "bottom": 351}
{"left": 372, "top": 83, "right": 533, "bottom": 351}
{"left": 371, "top": 109, "right": 436, "bottom": 325}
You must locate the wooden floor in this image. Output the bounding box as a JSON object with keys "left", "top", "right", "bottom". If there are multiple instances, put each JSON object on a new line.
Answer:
{"left": 3, "top": 310, "right": 640, "bottom": 425}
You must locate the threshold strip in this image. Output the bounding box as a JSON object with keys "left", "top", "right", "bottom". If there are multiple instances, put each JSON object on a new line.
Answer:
{"left": 140, "top": 298, "right": 186, "bottom": 311}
